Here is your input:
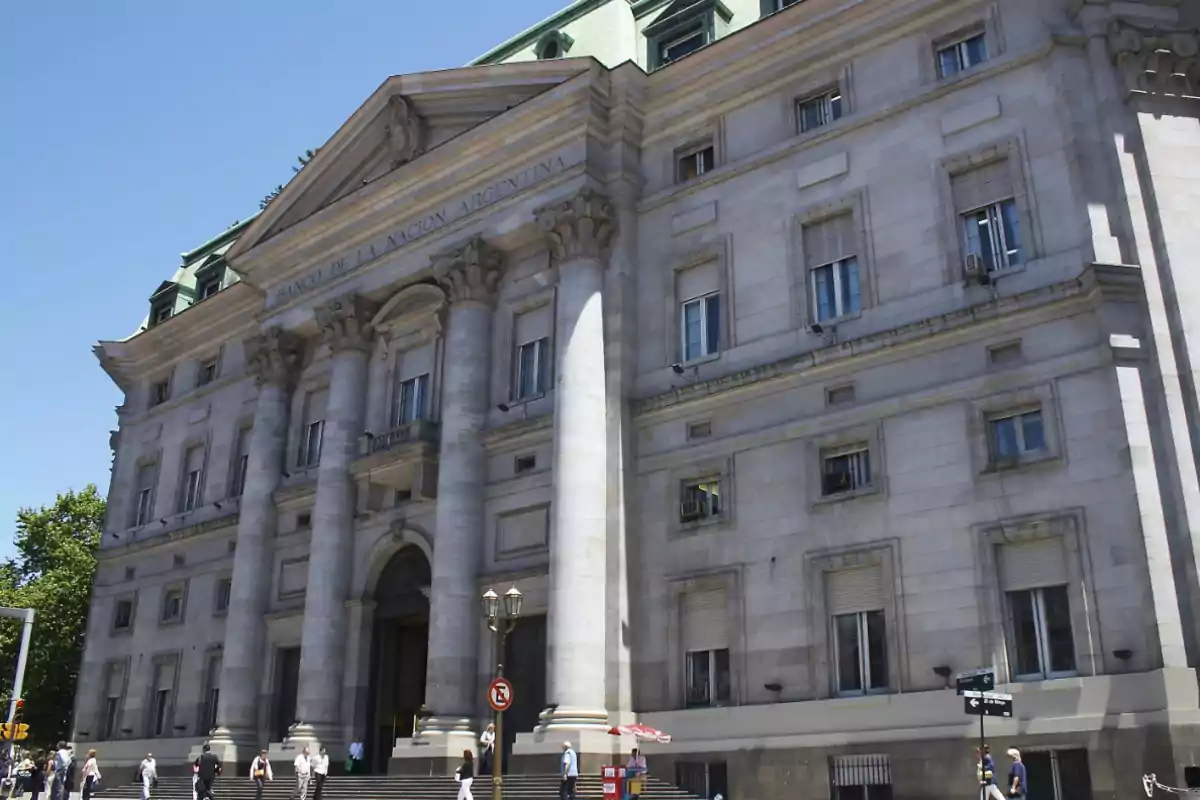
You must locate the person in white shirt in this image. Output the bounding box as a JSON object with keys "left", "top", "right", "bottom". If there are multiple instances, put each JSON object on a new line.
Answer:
{"left": 560, "top": 742, "right": 578, "bottom": 800}
{"left": 479, "top": 724, "right": 495, "bottom": 775}
{"left": 137, "top": 755, "right": 156, "bottom": 800}
{"left": 79, "top": 751, "right": 100, "bottom": 800}
{"left": 293, "top": 748, "right": 311, "bottom": 800}
{"left": 248, "top": 750, "right": 273, "bottom": 800}
{"left": 311, "top": 748, "right": 329, "bottom": 800}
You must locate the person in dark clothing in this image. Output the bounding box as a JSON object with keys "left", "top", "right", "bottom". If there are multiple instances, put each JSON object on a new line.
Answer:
{"left": 196, "top": 745, "right": 221, "bottom": 800}
{"left": 60, "top": 757, "right": 77, "bottom": 800}
{"left": 27, "top": 751, "right": 44, "bottom": 800}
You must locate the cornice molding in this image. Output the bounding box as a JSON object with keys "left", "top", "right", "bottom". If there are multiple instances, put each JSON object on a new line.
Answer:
{"left": 97, "top": 510, "right": 240, "bottom": 561}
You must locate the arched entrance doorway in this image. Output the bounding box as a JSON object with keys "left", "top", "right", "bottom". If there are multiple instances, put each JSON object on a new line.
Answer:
{"left": 365, "top": 545, "right": 430, "bottom": 773}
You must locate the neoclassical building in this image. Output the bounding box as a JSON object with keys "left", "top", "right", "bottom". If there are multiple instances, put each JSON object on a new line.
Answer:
{"left": 79, "top": 0, "right": 1200, "bottom": 797}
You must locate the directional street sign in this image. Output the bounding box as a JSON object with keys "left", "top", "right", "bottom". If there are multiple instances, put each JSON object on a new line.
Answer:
{"left": 963, "top": 690, "right": 1013, "bottom": 718}
{"left": 488, "top": 677, "right": 514, "bottom": 713}
{"left": 955, "top": 667, "right": 995, "bottom": 695}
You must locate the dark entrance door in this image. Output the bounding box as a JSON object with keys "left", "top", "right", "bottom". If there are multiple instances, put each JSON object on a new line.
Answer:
{"left": 365, "top": 546, "right": 431, "bottom": 774}
{"left": 500, "top": 614, "right": 547, "bottom": 768}
{"left": 273, "top": 647, "right": 301, "bottom": 742}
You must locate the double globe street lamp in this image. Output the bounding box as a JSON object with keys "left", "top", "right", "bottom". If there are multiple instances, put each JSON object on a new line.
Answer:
{"left": 482, "top": 586, "right": 522, "bottom": 800}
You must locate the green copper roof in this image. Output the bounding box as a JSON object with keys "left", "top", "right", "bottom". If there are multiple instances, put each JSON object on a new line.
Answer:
{"left": 469, "top": 0, "right": 616, "bottom": 65}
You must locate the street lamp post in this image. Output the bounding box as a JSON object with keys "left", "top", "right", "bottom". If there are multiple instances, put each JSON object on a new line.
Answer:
{"left": 482, "top": 586, "right": 522, "bottom": 800}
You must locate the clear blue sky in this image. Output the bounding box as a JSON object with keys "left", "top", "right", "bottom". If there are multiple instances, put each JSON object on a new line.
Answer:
{"left": 0, "top": 0, "right": 565, "bottom": 560}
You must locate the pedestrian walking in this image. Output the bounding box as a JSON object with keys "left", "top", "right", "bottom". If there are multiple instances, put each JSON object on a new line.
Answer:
{"left": 479, "top": 724, "right": 495, "bottom": 776}
{"left": 58, "top": 757, "right": 76, "bottom": 800}
{"left": 978, "top": 745, "right": 1006, "bottom": 800}
{"left": 292, "top": 748, "right": 311, "bottom": 800}
{"left": 1006, "top": 749, "right": 1027, "bottom": 798}
{"left": 138, "top": 754, "right": 156, "bottom": 800}
{"left": 311, "top": 748, "right": 328, "bottom": 800}
{"left": 454, "top": 750, "right": 474, "bottom": 800}
{"left": 560, "top": 742, "right": 578, "bottom": 800}
{"left": 196, "top": 744, "right": 221, "bottom": 800}
{"left": 48, "top": 743, "right": 71, "bottom": 800}
{"left": 79, "top": 750, "right": 99, "bottom": 800}
{"left": 249, "top": 751, "right": 273, "bottom": 800}
{"left": 27, "top": 751, "right": 45, "bottom": 800}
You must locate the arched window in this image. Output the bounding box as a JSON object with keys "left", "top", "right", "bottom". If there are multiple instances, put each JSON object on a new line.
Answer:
{"left": 534, "top": 30, "right": 573, "bottom": 60}
{"left": 540, "top": 39, "right": 560, "bottom": 59}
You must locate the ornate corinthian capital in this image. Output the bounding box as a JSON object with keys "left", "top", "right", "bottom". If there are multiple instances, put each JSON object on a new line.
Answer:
{"left": 535, "top": 189, "right": 616, "bottom": 263}
{"left": 316, "top": 295, "right": 379, "bottom": 353}
{"left": 1107, "top": 18, "right": 1200, "bottom": 96}
{"left": 246, "top": 328, "right": 303, "bottom": 387}
{"left": 432, "top": 236, "right": 505, "bottom": 305}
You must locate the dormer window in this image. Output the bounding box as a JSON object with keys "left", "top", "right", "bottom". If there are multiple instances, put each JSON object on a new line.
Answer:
{"left": 194, "top": 258, "right": 227, "bottom": 301}
{"left": 535, "top": 30, "right": 574, "bottom": 61}
{"left": 147, "top": 281, "right": 192, "bottom": 328}
{"left": 644, "top": 0, "right": 731, "bottom": 71}
{"left": 198, "top": 274, "right": 222, "bottom": 300}
{"left": 151, "top": 304, "right": 172, "bottom": 326}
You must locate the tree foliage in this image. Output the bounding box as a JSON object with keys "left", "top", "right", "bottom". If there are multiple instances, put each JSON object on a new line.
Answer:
{"left": 258, "top": 148, "right": 321, "bottom": 210}
{"left": 0, "top": 486, "right": 103, "bottom": 745}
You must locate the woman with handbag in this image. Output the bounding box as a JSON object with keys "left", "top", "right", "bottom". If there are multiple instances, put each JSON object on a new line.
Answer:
{"left": 79, "top": 751, "right": 100, "bottom": 800}
{"left": 249, "top": 750, "right": 273, "bottom": 800}
{"left": 454, "top": 750, "right": 474, "bottom": 800}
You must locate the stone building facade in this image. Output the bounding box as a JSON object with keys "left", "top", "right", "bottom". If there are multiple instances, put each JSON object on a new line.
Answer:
{"left": 78, "top": 0, "right": 1200, "bottom": 798}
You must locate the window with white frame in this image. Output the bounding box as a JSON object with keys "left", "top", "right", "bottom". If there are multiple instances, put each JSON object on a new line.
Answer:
{"left": 394, "top": 374, "right": 430, "bottom": 426}
{"left": 821, "top": 444, "right": 871, "bottom": 497}
{"left": 676, "top": 141, "right": 715, "bottom": 183}
{"left": 161, "top": 587, "right": 184, "bottom": 624}
{"left": 681, "top": 589, "right": 731, "bottom": 707}
{"left": 681, "top": 293, "right": 720, "bottom": 362}
{"left": 230, "top": 426, "right": 251, "bottom": 497}
{"left": 936, "top": 32, "right": 988, "bottom": 78}
{"left": 830, "top": 754, "right": 893, "bottom": 800}
{"left": 827, "top": 566, "right": 889, "bottom": 695}
{"left": 100, "top": 662, "right": 126, "bottom": 740}
{"left": 133, "top": 462, "right": 157, "bottom": 527}
{"left": 180, "top": 444, "right": 205, "bottom": 512}
{"left": 999, "top": 538, "right": 1077, "bottom": 680}
{"left": 197, "top": 270, "right": 223, "bottom": 300}
{"left": 804, "top": 213, "right": 861, "bottom": 323}
{"left": 298, "top": 388, "right": 328, "bottom": 469}
{"left": 987, "top": 408, "right": 1045, "bottom": 465}
{"left": 798, "top": 88, "right": 843, "bottom": 133}
{"left": 680, "top": 479, "right": 722, "bottom": 522}
{"left": 512, "top": 304, "right": 553, "bottom": 401}
{"left": 151, "top": 303, "right": 172, "bottom": 326}
{"left": 953, "top": 160, "right": 1023, "bottom": 276}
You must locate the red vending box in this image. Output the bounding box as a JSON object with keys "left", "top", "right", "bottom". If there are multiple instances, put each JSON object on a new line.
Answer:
{"left": 602, "top": 765, "right": 626, "bottom": 800}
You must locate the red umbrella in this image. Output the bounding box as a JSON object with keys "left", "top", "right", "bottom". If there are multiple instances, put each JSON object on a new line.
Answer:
{"left": 608, "top": 723, "right": 672, "bottom": 744}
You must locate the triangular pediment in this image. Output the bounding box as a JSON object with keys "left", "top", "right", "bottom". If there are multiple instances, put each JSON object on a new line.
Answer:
{"left": 231, "top": 60, "right": 592, "bottom": 259}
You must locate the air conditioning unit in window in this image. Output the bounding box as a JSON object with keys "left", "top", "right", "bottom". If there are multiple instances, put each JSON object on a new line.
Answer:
{"left": 964, "top": 253, "right": 991, "bottom": 285}
{"left": 680, "top": 500, "right": 705, "bottom": 522}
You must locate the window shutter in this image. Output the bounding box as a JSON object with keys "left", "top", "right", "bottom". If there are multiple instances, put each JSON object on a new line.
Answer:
{"left": 185, "top": 445, "right": 205, "bottom": 474}
{"left": 305, "top": 388, "right": 329, "bottom": 425}
{"left": 155, "top": 660, "right": 175, "bottom": 692}
{"left": 515, "top": 304, "right": 553, "bottom": 346}
{"left": 682, "top": 589, "right": 729, "bottom": 652}
{"left": 208, "top": 656, "right": 222, "bottom": 691}
{"left": 999, "top": 538, "right": 1067, "bottom": 591}
{"left": 677, "top": 261, "right": 719, "bottom": 302}
{"left": 137, "top": 463, "right": 156, "bottom": 491}
{"left": 107, "top": 663, "right": 125, "bottom": 697}
{"left": 397, "top": 344, "right": 434, "bottom": 381}
{"left": 826, "top": 566, "right": 885, "bottom": 615}
{"left": 951, "top": 160, "right": 1014, "bottom": 212}
{"left": 804, "top": 213, "right": 858, "bottom": 268}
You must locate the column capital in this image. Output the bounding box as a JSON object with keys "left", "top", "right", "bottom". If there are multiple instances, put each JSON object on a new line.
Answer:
{"left": 432, "top": 236, "right": 505, "bottom": 305}
{"left": 535, "top": 189, "right": 617, "bottom": 264}
{"left": 1107, "top": 17, "right": 1200, "bottom": 96}
{"left": 317, "top": 295, "right": 378, "bottom": 353}
{"left": 245, "top": 327, "right": 303, "bottom": 387}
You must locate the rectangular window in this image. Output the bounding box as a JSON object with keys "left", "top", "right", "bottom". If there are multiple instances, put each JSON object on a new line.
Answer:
{"left": 298, "top": 388, "right": 328, "bottom": 468}
{"left": 198, "top": 275, "right": 222, "bottom": 300}
{"left": 514, "top": 454, "right": 537, "bottom": 474}
{"left": 393, "top": 373, "right": 430, "bottom": 425}
{"left": 834, "top": 610, "right": 888, "bottom": 695}
{"left": 133, "top": 462, "right": 157, "bottom": 527}
{"left": 152, "top": 688, "right": 170, "bottom": 736}
{"left": 685, "top": 648, "right": 731, "bottom": 707}
{"left": 676, "top": 143, "right": 714, "bottom": 183}
{"left": 804, "top": 213, "right": 861, "bottom": 322}
{"left": 515, "top": 339, "right": 550, "bottom": 400}
{"left": 658, "top": 25, "right": 708, "bottom": 67}
{"left": 1008, "top": 585, "right": 1076, "bottom": 679}
{"left": 102, "top": 696, "right": 120, "bottom": 740}
{"left": 231, "top": 427, "right": 251, "bottom": 498}
{"left": 821, "top": 446, "right": 871, "bottom": 496}
{"left": 161, "top": 588, "right": 184, "bottom": 624}
{"left": 798, "top": 89, "right": 844, "bottom": 133}
{"left": 197, "top": 358, "right": 218, "bottom": 387}
{"left": 150, "top": 380, "right": 170, "bottom": 407}
{"left": 113, "top": 599, "right": 134, "bottom": 631}
{"left": 1022, "top": 749, "right": 1091, "bottom": 800}
{"left": 963, "top": 198, "right": 1022, "bottom": 274}
{"left": 680, "top": 293, "right": 721, "bottom": 362}
{"left": 826, "top": 384, "right": 857, "bottom": 407}
{"left": 181, "top": 445, "right": 205, "bottom": 512}
{"left": 830, "top": 755, "right": 893, "bottom": 800}
{"left": 151, "top": 303, "right": 172, "bottom": 326}
{"left": 988, "top": 409, "right": 1045, "bottom": 464}
{"left": 202, "top": 654, "right": 222, "bottom": 735}
{"left": 680, "top": 480, "right": 721, "bottom": 522}
{"left": 937, "top": 32, "right": 988, "bottom": 78}
{"left": 676, "top": 763, "right": 728, "bottom": 800}
{"left": 214, "top": 578, "right": 232, "bottom": 615}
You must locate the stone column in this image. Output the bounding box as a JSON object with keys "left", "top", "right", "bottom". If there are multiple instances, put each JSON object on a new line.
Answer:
{"left": 537, "top": 190, "right": 616, "bottom": 733}
{"left": 210, "top": 328, "right": 301, "bottom": 762}
{"left": 410, "top": 237, "right": 503, "bottom": 762}
{"left": 290, "top": 295, "right": 376, "bottom": 750}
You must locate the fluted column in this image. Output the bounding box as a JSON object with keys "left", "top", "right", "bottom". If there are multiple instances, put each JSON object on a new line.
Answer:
{"left": 536, "top": 190, "right": 616, "bottom": 730}
{"left": 419, "top": 237, "right": 504, "bottom": 748}
{"left": 211, "top": 328, "right": 301, "bottom": 756}
{"left": 290, "top": 295, "right": 376, "bottom": 748}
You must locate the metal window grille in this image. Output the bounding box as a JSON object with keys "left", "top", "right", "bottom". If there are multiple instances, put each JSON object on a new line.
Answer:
{"left": 831, "top": 754, "right": 892, "bottom": 787}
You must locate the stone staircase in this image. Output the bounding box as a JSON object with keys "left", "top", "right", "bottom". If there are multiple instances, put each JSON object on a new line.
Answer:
{"left": 96, "top": 774, "right": 704, "bottom": 800}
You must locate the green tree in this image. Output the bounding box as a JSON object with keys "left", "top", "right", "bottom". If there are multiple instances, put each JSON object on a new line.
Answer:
{"left": 0, "top": 486, "right": 103, "bottom": 745}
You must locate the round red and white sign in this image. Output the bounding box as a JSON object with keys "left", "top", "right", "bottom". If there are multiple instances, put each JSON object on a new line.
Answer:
{"left": 488, "top": 677, "right": 514, "bottom": 712}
